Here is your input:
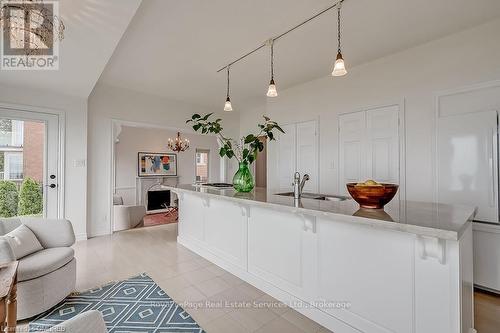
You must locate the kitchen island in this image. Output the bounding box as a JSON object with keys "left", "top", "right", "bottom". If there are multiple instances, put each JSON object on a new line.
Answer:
{"left": 168, "top": 184, "right": 475, "bottom": 333}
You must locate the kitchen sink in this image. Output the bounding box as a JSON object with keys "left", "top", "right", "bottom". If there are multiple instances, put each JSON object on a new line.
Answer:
{"left": 275, "top": 192, "right": 350, "bottom": 201}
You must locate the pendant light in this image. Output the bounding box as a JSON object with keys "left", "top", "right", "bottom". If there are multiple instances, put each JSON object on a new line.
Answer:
{"left": 332, "top": 2, "right": 347, "bottom": 77}
{"left": 266, "top": 40, "right": 278, "bottom": 97}
{"left": 224, "top": 66, "right": 233, "bottom": 112}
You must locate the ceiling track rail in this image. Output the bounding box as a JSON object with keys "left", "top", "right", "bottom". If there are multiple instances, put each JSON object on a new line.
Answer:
{"left": 216, "top": 0, "right": 345, "bottom": 73}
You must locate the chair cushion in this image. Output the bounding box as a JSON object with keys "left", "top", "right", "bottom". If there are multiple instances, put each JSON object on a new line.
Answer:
{"left": 2, "top": 224, "right": 43, "bottom": 259}
{"left": 18, "top": 247, "right": 74, "bottom": 282}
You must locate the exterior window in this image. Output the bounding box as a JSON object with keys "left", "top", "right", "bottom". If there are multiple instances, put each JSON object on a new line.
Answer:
{"left": 5, "top": 152, "right": 23, "bottom": 180}
{"left": 195, "top": 149, "right": 209, "bottom": 183}
{"left": 0, "top": 119, "right": 23, "bottom": 147}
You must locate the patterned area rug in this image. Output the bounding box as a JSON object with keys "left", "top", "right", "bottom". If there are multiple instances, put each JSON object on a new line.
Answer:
{"left": 142, "top": 212, "right": 178, "bottom": 227}
{"left": 29, "top": 273, "right": 204, "bottom": 332}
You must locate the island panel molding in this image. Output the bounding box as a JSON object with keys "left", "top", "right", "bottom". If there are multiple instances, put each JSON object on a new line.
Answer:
{"left": 171, "top": 184, "right": 475, "bottom": 333}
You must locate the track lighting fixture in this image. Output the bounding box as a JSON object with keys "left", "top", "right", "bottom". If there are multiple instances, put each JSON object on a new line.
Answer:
{"left": 332, "top": 2, "right": 347, "bottom": 77}
{"left": 224, "top": 66, "right": 233, "bottom": 112}
{"left": 218, "top": 1, "right": 349, "bottom": 96}
{"left": 267, "top": 40, "right": 278, "bottom": 97}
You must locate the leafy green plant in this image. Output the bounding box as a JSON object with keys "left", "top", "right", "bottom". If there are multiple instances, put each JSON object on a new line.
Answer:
{"left": 187, "top": 113, "right": 285, "bottom": 165}
{"left": 0, "top": 181, "right": 18, "bottom": 218}
{"left": 18, "top": 178, "right": 43, "bottom": 216}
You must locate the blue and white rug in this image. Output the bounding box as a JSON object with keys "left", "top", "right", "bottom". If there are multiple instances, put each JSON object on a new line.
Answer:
{"left": 29, "top": 273, "right": 205, "bottom": 332}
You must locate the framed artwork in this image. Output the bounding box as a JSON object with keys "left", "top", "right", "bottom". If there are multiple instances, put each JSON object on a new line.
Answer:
{"left": 138, "top": 152, "right": 177, "bottom": 177}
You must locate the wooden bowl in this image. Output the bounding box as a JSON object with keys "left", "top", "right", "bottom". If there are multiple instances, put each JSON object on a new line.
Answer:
{"left": 346, "top": 183, "right": 399, "bottom": 209}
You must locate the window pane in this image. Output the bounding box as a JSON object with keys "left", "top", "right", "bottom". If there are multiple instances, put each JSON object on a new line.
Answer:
{"left": 0, "top": 119, "right": 13, "bottom": 146}
{"left": 7, "top": 153, "right": 23, "bottom": 179}
{"left": 195, "top": 150, "right": 209, "bottom": 182}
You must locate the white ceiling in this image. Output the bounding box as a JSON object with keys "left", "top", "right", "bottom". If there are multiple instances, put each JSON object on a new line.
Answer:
{"left": 98, "top": 0, "right": 500, "bottom": 110}
{"left": 0, "top": 0, "right": 141, "bottom": 98}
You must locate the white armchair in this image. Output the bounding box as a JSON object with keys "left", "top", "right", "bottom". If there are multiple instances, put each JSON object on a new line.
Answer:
{"left": 42, "top": 310, "right": 107, "bottom": 333}
{"left": 0, "top": 218, "right": 76, "bottom": 320}
{"left": 113, "top": 195, "right": 146, "bottom": 231}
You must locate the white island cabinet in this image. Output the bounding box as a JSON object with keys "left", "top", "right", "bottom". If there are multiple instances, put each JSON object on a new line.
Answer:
{"left": 170, "top": 185, "right": 475, "bottom": 333}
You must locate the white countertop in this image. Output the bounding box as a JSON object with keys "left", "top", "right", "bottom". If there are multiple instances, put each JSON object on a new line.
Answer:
{"left": 170, "top": 184, "right": 476, "bottom": 241}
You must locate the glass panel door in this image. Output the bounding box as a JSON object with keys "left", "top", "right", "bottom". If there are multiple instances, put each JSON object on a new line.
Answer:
{"left": 0, "top": 108, "right": 60, "bottom": 218}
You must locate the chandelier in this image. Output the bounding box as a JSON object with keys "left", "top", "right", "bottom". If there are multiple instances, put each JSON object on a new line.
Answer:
{"left": 168, "top": 132, "right": 190, "bottom": 152}
{"left": 0, "top": 0, "right": 65, "bottom": 55}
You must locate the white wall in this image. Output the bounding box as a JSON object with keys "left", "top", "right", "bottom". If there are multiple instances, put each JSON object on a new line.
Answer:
{"left": 88, "top": 83, "right": 239, "bottom": 237}
{"left": 115, "top": 125, "right": 221, "bottom": 205}
{"left": 0, "top": 84, "right": 88, "bottom": 240}
{"left": 260, "top": 18, "right": 500, "bottom": 201}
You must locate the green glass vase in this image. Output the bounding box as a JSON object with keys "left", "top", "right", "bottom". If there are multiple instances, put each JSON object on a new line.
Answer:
{"left": 233, "top": 162, "right": 254, "bottom": 192}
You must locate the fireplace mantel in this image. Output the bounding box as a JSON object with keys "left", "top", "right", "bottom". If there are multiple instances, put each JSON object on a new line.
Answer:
{"left": 136, "top": 176, "right": 179, "bottom": 207}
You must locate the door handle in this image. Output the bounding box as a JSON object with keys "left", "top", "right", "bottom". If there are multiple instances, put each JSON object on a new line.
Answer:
{"left": 45, "top": 184, "right": 57, "bottom": 189}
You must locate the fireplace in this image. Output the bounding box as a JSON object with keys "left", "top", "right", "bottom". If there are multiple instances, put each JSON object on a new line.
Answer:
{"left": 147, "top": 190, "right": 171, "bottom": 212}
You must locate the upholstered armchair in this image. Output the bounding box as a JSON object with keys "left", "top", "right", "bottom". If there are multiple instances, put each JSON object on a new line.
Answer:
{"left": 0, "top": 218, "right": 76, "bottom": 320}
{"left": 41, "top": 310, "right": 107, "bottom": 333}
{"left": 113, "top": 195, "right": 146, "bottom": 231}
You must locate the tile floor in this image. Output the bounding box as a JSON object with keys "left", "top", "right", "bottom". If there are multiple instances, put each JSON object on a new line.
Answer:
{"left": 72, "top": 223, "right": 332, "bottom": 333}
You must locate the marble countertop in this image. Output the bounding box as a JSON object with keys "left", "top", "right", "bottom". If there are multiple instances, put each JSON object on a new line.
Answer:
{"left": 169, "top": 184, "right": 476, "bottom": 241}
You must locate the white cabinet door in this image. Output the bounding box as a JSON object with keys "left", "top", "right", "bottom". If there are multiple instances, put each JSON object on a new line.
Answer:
{"left": 437, "top": 110, "right": 499, "bottom": 223}
{"left": 366, "top": 106, "right": 399, "bottom": 184}
{"left": 317, "top": 218, "right": 414, "bottom": 333}
{"left": 204, "top": 199, "right": 248, "bottom": 269}
{"left": 296, "top": 121, "right": 318, "bottom": 193}
{"left": 339, "top": 111, "right": 366, "bottom": 195}
{"left": 248, "top": 207, "right": 312, "bottom": 299}
{"left": 339, "top": 107, "right": 400, "bottom": 195}
{"left": 178, "top": 193, "right": 205, "bottom": 241}
{"left": 277, "top": 124, "right": 297, "bottom": 191}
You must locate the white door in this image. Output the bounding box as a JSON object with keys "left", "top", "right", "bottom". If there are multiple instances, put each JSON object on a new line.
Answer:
{"left": 0, "top": 108, "right": 61, "bottom": 218}
{"left": 296, "top": 120, "right": 318, "bottom": 193}
{"left": 277, "top": 123, "right": 297, "bottom": 191}
{"left": 339, "top": 107, "right": 400, "bottom": 196}
{"left": 339, "top": 111, "right": 366, "bottom": 195}
{"left": 438, "top": 110, "right": 499, "bottom": 223}
{"left": 366, "top": 106, "right": 400, "bottom": 183}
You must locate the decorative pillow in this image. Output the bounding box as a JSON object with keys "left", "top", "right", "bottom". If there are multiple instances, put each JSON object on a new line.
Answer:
{"left": 2, "top": 224, "right": 43, "bottom": 259}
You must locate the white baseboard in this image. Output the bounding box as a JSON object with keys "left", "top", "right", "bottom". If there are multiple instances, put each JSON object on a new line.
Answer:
{"left": 75, "top": 233, "right": 88, "bottom": 241}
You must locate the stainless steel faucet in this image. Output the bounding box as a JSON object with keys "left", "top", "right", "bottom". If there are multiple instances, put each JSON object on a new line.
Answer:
{"left": 293, "top": 172, "right": 310, "bottom": 199}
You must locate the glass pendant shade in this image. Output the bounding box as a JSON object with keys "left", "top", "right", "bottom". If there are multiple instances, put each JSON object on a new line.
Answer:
{"left": 267, "top": 79, "right": 278, "bottom": 97}
{"left": 332, "top": 52, "right": 347, "bottom": 77}
{"left": 224, "top": 97, "right": 233, "bottom": 112}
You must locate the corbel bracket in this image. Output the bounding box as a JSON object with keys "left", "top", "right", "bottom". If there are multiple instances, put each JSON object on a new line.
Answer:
{"left": 298, "top": 213, "right": 316, "bottom": 233}
{"left": 417, "top": 236, "right": 446, "bottom": 265}
{"left": 237, "top": 204, "right": 251, "bottom": 218}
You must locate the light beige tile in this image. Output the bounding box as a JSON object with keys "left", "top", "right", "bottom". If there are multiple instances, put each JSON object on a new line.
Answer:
{"left": 255, "top": 316, "right": 307, "bottom": 333}
{"left": 195, "top": 276, "right": 232, "bottom": 297}
{"left": 204, "top": 313, "right": 251, "bottom": 333}
{"left": 219, "top": 271, "right": 245, "bottom": 287}
{"left": 205, "top": 287, "right": 259, "bottom": 314}
{"left": 157, "top": 274, "right": 192, "bottom": 297}
{"left": 281, "top": 309, "right": 322, "bottom": 333}
{"left": 205, "top": 264, "right": 228, "bottom": 277}
{"left": 228, "top": 307, "right": 278, "bottom": 331}
{"left": 185, "top": 305, "right": 226, "bottom": 327}
{"left": 183, "top": 266, "right": 218, "bottom": 284}
{"left": 256, "top": 293, "right": 290, "bottom": 315}
{"left": 237, "top": 282, "right": 265, "bottom": 299}
{"left": 169, "top": 285, "right": 206, "bottom": 303}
